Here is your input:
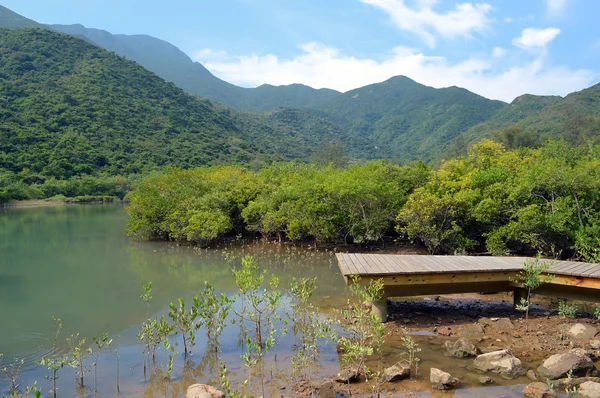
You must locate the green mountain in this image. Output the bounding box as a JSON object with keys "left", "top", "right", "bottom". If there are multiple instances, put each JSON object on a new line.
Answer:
{"left": 50, "top": 24, "right": 341, "bottom": 112}
{"left": 0, "top": 5, "right": 43, "bottom": 29}
{"left": 317, "top": 76, "right": 506, "bottom": 162}
{"left": 456, "top": 84, "right": 600, "bottom": 150}
{"left": 0, "top": 28, "right": 357, "bottom": 180}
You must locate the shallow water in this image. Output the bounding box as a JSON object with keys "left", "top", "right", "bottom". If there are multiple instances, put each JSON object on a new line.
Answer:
{"left": 0, "top": 205, "right": 564, "bottom": 397}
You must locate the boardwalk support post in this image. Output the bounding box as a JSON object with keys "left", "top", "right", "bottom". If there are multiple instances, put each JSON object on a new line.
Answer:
{"left": 371, "top": 298, "right": 388, "bottom": 323}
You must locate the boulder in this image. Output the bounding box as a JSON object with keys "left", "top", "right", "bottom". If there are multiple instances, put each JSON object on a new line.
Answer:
{"left": 382, "top": 362, "right": 410, "bottom": 382}
{"left": 480, "top": 317, "right": 514, "bottom": 332}
{"left": 185, "top": 384, "right": 224, "bottom": 398}
{"left": 527, "top": 369, "right": 538, "bottom": 381}
{"left": 537, "top": 350, "right": 596, "bottom": 380}
{"left": 473, "top": 349, "right": 522, "bottom": 379}
{"left": 335, "top": 367, "right": 360, "bottom": 383}
{"left": 568, "top": 324, "right": 598, "bottom": 340}
{"left": 430, "top": 368, "right": 460, "bottom": 390}
{"left": 590, "top": 340, "right": 600, "bottom": 350}
{"left": 444, "top": 338, "right": 479, "bottom": 358}
{"left": 579, "top": 381, "right": 600, "bottom": 398}
{"left": 313, "top": 380, "right": 337, "bottom": 398}
{"left": 460, "top": 324, "right": 485, "bottom": 339}
{"left": 522, "top": 382, "right": 558, "bottom": 398}
{"left": 478, "top": 376, "right": 493, "bottom": 385}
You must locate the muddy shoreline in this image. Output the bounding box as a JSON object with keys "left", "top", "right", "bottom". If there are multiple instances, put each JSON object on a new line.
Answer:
{"left": 320, "top": 292, "right": 600, "bottom": 397}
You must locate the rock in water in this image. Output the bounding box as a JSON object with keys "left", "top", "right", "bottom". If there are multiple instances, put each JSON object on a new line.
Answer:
{"left": 578, "top": 381, "right": 600, "bottom": 398}
{"left": 314, "top": 380, "right": 337, "bottom": 398}
{"left": 522, "top": 382, "right": 558, "bottom": 398}
{"left": 430, "top": 368, "right": 460, "bottom": 390}
{"left": 335, "top": 367, "right": 360, "bottom": 383}
{"left": 444, "top": 338, "right": 479, "bottom": 358}
{"left": 473, "top": 349, "right": 522, "bottom": 379}
{"left": 185, "top": 384, "right": 224, "bottom": 398}
{"left": 478, "top": 376, "right": 493, "bottom": 385}
{"left": 383, "top": 362, "right": 411, "bottom": 382}
{"left": 569, "top": 324, "right": 599, "bottom": 340}
{"left": 537, "top": 350, "right": 596, "bottom": 380}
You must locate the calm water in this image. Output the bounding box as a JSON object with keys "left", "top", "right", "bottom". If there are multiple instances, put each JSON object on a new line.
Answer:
{"left": 0, "top": 205, "right": 545, "bottom": 397}
{"left": 0, "top": 204, "right": 347, "bottom": 397}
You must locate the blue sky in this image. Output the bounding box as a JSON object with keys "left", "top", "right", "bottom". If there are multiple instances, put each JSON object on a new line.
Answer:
{"left": 3, "top": 0, "right": 600, "bottom": 101}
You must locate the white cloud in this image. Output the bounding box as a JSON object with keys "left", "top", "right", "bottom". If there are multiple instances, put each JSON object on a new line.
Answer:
{"left": 546, "top": 0, "right": 572, "bottom": 16}
{"left": 193, "top": 48, "right": 229, "bottom": 61}
{"left": 512, "top": 27, "right": 561, "bottom": 50}
{"left": 504, "top": 17, "right": 512, "bottom": 23}
{"left": 202, "top": 42, "right": 596, "bottom": 102}
{"left": 493, "top": 47, "right": 507, "bottom": 57}
{"left": 360, "top": 0, "right": 492, "bottom": 47}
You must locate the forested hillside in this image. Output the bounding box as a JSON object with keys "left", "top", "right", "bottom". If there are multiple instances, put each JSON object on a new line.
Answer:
{"left": 50, "top": 24, "right": 342, "bottom": 112}
{"left": 0, "top": 5, "right": 43, "bottom": 29}
{"left": 0, "top": 29, "right": 361, "bottom": 202}
{"left": 318, "top": 76, "right": 506, "bottom": 162}
{"left": 455, "top": 85, "right": 600, "bottom": 152}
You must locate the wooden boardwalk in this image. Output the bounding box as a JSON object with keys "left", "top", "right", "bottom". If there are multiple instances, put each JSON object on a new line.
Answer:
{"left": 335, "top": 254, "right": 600, "bottom": 321}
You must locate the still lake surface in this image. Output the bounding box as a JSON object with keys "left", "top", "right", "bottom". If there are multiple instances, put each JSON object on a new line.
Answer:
{"left": 0, "top": 204, "right": 538, "bottom": 397}
{"left": 0, "top": 204, "right": 347, "bottom": 396}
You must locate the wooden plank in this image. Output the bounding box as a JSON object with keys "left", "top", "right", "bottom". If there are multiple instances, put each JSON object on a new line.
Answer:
{"left": 348, "top": 253, "right": 368, "bottom": 274}
{"left": 585, "top": 266, "right": 600, "bottom": 277}
{"left": 553, "top": 262, "right": 594, "bottom": 276}
{"left": 384, "top": 255, "right": 410, "bottom": 273}
{"left": 552, "top": 261, "right": 590, "bottom": 275}
{"left": 428, "top": 256, "right": 455, "bottom": 272}
{"left": 368, "top": 254, "right": 394, "bottom": 274}
{"left": 405, "top": 255, "right": 439, "bottom": 273}
{"left": 569, "top": 263, "right": 600, "bottom": 277}
{"left": 528, "top": 275, "right": 600, "bottom": 290}
{"left": 368, "top": 271, "right": 518, "bottom": 286}
{"left": 356, "top": 254, "right": 384, "bottom": 275}
{"left": 337, "top": 253, "right": 358, "bottom": 275}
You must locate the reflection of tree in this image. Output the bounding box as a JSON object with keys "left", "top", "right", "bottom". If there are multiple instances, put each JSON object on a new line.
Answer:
{"left": 125, "top": 241, "right": 347, "bottom": 305}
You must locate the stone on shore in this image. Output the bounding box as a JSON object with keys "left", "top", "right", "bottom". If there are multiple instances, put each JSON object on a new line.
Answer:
{"left": 444, "top": 338, "right": 479, "bottom": 358}
{"left": 185, "top": 384, "right": 224, "bottom": 398}
{"left": 537, "top": 349, "right": 596, "bottom": 380}
{"left": 382, "top": 362, "right": 411, "bottom": 382}
{"left": 335, "top": 367, "right": 360, "bottom": 383}
{"left": 522, "top": 382, "right": 558, "bottom": 398}
{"left": 430, "top": 368, "right": 460, "bottom": 390}
{"left": 473, "top": 349, "right": 522, "bottom": 379}
{"left": 568, "top": 324, "right": 598, "bottom": 340}
{"left": 578, "top": 381, "right": 600, "bottom": 398}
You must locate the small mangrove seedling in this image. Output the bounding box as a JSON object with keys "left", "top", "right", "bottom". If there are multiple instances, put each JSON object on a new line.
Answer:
{"left": 558, "top": 299, "right": 578, "bottom": 319}
{"left": 141, "top": 281, "right": 153, "bottom": 316}
{"left": 168, "top": 297, "right": 200, "bottom": 357}
{"left": 39, "top": 318, "right": 70, "bottom": 398}
{"left": 511, "top": 257, "right": 555, "bottom": 331}
{"left": 93, "top": 332, "right": 113, "bottom": 394}
{"left": 138, "top": 316, "right": 174, "bottom": 369}
{"left": 219, "top": 363, "right": 242, "bottom": 398}
{"left": 594, "top": 305, "right": 600, "bottom": 320}
{"left": 1, "top": 353, "right": 28, "bottom": 396}
{"left": 196, "top": 282, "right": 234, "bottom": 344}
{"left": 337, "top": 276, "right": 385, "bottom": 382}
{"left": 66, "top": 333, "right": 92, "bottom": 389}
{"left": 566, "top": 385, "right": 578, "bottom": 397}
{"left": 233, "top": 255, "right": 283, "bottom": 396}
{"left": 288, "top": 277, "right": 334, "bottom": 390}
{"left": 233, "top": 255, "right": 283, "bottom": 349}
{"left": 400, "top": 328, "right": 421, "bottom": 379}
